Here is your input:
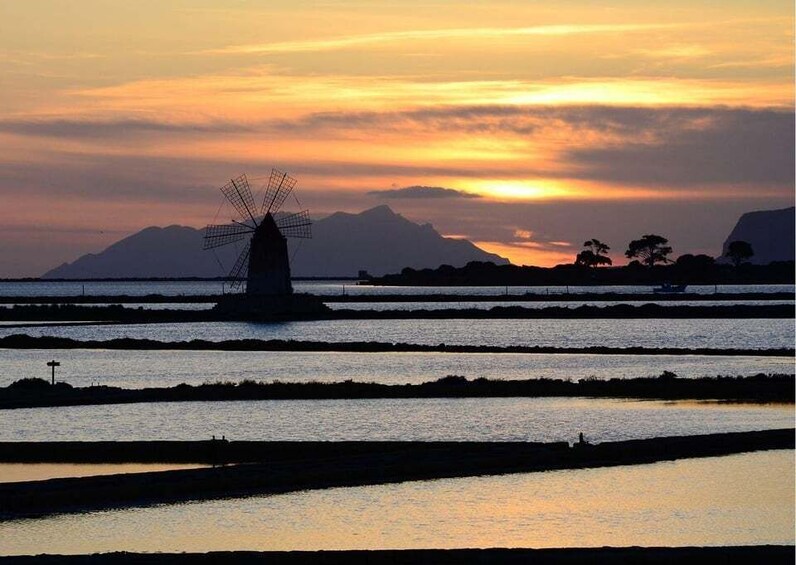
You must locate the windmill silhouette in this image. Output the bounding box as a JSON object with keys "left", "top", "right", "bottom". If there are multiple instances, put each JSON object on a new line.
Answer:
{"left": 203, "top": 170, "right": 311, "bottom": 296}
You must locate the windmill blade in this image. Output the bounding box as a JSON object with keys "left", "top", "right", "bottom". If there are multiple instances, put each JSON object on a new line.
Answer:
{"left": 202, "top": 223, "right": 255, "bottom": 250}
{"left": 275, "top": 209, "right": 312, "bottom": 239}
{"left": 227, "top": 240, "right": 251, "bottom": 289}
{"left": 220, "top": 174, "right": 258, "bottom": 225}
{"left": 261, "top": 169, "right": 297, "bottom": 215}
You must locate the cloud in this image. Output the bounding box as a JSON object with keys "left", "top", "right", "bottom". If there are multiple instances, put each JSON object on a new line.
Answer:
{"left": 0, "top": 118, "right": 245, "bottom": 139}
{"left": 368, "top": 186, "right": 481, "bottom": 199}
{"left": 562, "top": 108, "right": 795, "bottom": 187}
{"left": 2, "top": 105, "right": 792, "bottom": 195}
{"left": 201, "top": 23, "right": 679, "bottom": 55}
{"left": 272, "top": 105, "right": 795, "bottom": 189}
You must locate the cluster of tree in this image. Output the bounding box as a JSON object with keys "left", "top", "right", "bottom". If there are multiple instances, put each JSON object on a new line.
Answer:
{"left": 365, "top": 231, "right": 791, "bottom": 286}
{"left": 573, "top": 235, "right": 755, "bottom": 269}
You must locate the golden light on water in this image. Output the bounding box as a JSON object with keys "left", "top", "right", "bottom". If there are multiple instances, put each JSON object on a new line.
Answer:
{"left": 1, "top": 451, "right": 791, "bottom": 554}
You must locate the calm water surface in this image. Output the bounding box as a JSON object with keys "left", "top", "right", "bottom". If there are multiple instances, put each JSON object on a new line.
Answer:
{"left": 0, "top": 349, "right": 792, "bottom": 389}
{"left": 1, "top": 450, "right": 792, "bottom": 554}
{"left": 0, "top": 463, "right": 206, "bottom": 483}
{"left": 1, "top": 398, "right": 791, "bottom": 442}
{"left": 1, "top": 319, "right": 791, "bottom": 349}
{"left": 1, "top": 281, "right": 792, "bottom": 297}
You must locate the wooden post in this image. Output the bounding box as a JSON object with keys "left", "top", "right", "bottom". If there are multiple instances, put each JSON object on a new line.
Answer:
{"left": 47, "top": 360, "right": 60, "bottom": 385}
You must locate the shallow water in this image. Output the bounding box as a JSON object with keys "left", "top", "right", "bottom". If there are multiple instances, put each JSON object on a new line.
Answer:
{"left": 1, "top": 397, "right": 791, "bottom": 443}
{"left": 1, "top": 281, "right": 792, "bottom": 297}
{"left": 0, "top": 463, "right": 206, "bottom": 483}
{"left": 1, "top": 349, "right": 792, "bottom": 389}
{"left": 1, "top": 450, "right": 792, "bottom": 554}
{"left": 2, "top": 318, "right": 792, "bottom": 350}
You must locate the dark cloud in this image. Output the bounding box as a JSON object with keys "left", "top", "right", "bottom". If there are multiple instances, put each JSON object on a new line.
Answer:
{"left": 0, "top": 118, "right": 247, "bottom": 139}
{"left": 263, "top": 104, "right": 790, "bottom": 138}
{"left": 266, "top": 105, "right": 544, "bottom": 135}
{"left": 562, "top": 108, "right": 795, "bottom": 187}
{"left": 368, "top": 185, "right": 481, "bottom": 199}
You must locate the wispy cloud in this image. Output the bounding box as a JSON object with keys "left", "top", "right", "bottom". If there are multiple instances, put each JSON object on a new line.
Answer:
{"left": 200, "top": 23, "right": 681, "bottom": 55}
{"left": 0, "top": 118, "right": 246, "bottom": 138}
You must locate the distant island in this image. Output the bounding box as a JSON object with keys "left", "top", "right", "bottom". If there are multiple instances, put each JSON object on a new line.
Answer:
{"left": 43, "top": 206, "right": 507, "bottom": 279}
{"left": 721, "top": 207, "right": 794, "bottom": 265}
{"left": 38, "top": 205, "right": 794, "bottom": 282}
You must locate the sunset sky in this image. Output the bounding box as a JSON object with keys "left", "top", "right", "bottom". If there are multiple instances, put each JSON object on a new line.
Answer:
{"left": 0, "top": 0, "right": 793, "bottom": 276}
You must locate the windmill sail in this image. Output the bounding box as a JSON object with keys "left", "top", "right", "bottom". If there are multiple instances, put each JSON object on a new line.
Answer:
{"left": 220, "top": 174, "right": 258, "bottom": 225}
{"left": 261, "top": 169, "right": 297, "bottom": 215}
{"left": 275, "top": 210, "right": 312, "bottom": 239}
{"left": 203, "top": 223, "right": 254, "bottom": 249}
{"left": 228, "top": 241, "right": 251, "bottom": 289}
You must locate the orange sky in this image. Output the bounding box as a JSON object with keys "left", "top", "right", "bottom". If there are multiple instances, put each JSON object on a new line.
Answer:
{"left": 0, "top": 0, "right": 793, "bottom": 275}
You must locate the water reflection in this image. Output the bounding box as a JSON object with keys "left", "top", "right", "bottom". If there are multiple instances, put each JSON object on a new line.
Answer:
{"left": 1, "top": 451, "right": 792, "bottom": 554}
{"left": 1, "top": 349, "right": 792, "bottom": 389}
{"left": 2, "top": 397, "right": 791, "bottom": 442}
{"left": 0, "top": 463, "right": 205, "bottom": 483}
{"left": 2, "top": 318, "right": 792, "bottom": 350}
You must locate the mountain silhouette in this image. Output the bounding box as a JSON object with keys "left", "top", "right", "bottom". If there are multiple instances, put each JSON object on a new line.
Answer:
{"left": 721, "top": 207, "right": 794, "bottom": 264}
{"left": 43, "top": 205, "right": 508, "bottom": 279}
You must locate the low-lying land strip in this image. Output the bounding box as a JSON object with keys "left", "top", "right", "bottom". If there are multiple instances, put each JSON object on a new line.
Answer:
{"left": 1, "top": 429, "right": 792, "bottom": 518}
{"left": 1, "top": 334, "right": 791, "bottom": 358}
{"left": 2, "top": 374, "right": 793, "bottom": 409}
{"left": 368, "top": 260, "right": 795, "bottom": 286}
{"left": 1, "top": 334, "right": 792, "bottom": 357}
{"left": 1, "top": 547, "right": 794, "bottom": 564}
{"left": 1, "top": 303, "right": 793, "bottom": 322}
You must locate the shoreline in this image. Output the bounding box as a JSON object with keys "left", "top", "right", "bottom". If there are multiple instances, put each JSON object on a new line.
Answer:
{"left": 1, "top": 303, "right": 793, "bottom": 323}
{"left": 1, "top": 291, "right": 792, "bottom": 304}
{"left": 1, "top": 547, "right": 794, "bottom": 564}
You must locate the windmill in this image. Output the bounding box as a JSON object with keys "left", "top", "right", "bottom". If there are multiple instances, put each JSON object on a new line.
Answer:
{"left": 203, "top": 170, "right": 312, "bottom": 296}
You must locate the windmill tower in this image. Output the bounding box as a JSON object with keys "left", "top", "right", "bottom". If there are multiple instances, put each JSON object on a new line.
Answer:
{"left": 203, "top": 170, "right": 325, "bottom": 317}
{"left": 203, "top": 170, "right": 311, "bottom": 295}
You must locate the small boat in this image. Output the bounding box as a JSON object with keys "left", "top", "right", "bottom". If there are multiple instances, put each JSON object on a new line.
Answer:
{"left": 653, "top": 283, "right": 687, "bottom": 294}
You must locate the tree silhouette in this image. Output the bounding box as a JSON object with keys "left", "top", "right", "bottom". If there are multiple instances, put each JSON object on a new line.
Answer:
{"left": 574, "top": 239, "right": 612, "bottom": 267}
{"left": 625, "top": 234, "right": 672, "bottom": 267}
{"left": 675, "top": 254, "right": 715, "bottom": 270}
{"left": 725, "top": 240, "right": 754, "bottom": 267}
